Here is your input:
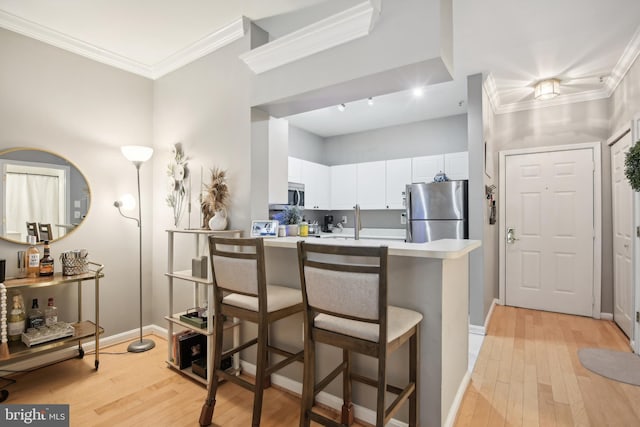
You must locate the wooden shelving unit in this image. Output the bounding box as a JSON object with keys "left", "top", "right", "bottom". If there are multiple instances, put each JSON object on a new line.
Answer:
{"left": 165, "top": 229, "right": 241, "bottom": 386}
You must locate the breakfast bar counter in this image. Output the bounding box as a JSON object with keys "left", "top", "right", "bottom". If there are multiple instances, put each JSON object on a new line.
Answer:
{"left": 257, "top": 237, "right": 480, "bottom": 427}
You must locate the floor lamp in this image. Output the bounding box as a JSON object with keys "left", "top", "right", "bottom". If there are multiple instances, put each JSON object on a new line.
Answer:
{"left": 114, "top": 145, "right": 155, "bottom": 353}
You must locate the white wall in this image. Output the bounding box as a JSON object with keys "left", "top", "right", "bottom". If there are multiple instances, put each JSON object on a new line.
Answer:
{"left": 610, "top": 55, "right": 640, "bottom": 133}
{"left": 0, "top": 28, "right": 154, "bottom": 335}
{"left": 288, "top": 125, "right": 325, "bottom": 164}
{"left": 323, "top": 114, "right": 468, "bottom": 165}
{"left": 493, "top": 98, "right": 612, "bottom": 312}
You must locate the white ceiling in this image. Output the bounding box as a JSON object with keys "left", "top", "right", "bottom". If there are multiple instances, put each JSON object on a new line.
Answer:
{"left": 0, "top": 0, "right": 638, "bottom": 136}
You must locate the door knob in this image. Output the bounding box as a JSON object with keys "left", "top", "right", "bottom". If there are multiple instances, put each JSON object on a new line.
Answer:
{"left": 506, "top": 227, "right": 519, "bottom": 244}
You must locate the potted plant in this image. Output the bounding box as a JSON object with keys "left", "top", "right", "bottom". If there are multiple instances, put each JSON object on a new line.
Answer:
{"left": 275, "top": 206, "right": 302, "bottom": 236}
{"left": 625, "top": 140, "right": 640, "bottom": 191}
{"left": 201, "top": 167, "right": 230, "bottom": 230}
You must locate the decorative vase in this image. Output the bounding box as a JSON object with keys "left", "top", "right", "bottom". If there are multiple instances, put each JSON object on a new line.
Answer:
{"left": 286, "top": 224, "right": 299, "bottom": 236}
{"left": 208, "top": 210, "right": 228, "bottom": 231}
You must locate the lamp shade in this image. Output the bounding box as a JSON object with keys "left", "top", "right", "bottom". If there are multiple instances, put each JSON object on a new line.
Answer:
{"left": 121, "top": 145, "right": 153, "bottom": 163}
{"left": 534, "top": 79, "right": 560, "bottom": 100}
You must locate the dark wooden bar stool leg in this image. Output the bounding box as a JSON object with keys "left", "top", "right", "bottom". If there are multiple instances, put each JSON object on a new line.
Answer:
{"left": 376, "top": 355, "right": 386, "bottom": 427}
{"left": 409, "top": 327, "right": 419, "bottom": 427}
{"left": 341, "top": 349, "right": 354, "bottom": 425}
{"left": 199, "top": 312, "right": 225, "bottom": 426}
{"left": 300, "top": 335, "right": 315, "bottom": 427}
{"left": 252, "top": 320, "right": 269, "bottom": 426}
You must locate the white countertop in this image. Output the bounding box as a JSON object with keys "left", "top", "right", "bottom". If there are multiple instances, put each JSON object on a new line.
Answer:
{"left": 263, "top": 236, "right": 481, "bottom": 259}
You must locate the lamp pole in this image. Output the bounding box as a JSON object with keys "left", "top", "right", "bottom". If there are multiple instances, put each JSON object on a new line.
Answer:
{"left": 127, "top": 161, "right": 155, "bottom": 353}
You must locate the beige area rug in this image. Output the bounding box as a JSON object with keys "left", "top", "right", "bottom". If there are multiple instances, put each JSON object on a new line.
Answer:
{"left": 578, "top": 348, "right": 640, "bottom": 386}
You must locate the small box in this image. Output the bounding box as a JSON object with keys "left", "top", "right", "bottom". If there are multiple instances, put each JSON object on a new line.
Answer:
{"left": 178, "top": 332, "right": 206, "bottom": 370}
{"left": 179, "top": 309, "right": 207, "bottom": 329}
{"left": 192, "top": 256, "right": 208, "bottom": 279}
{"left": 192, "top": 358, "right": 207, "bottom": 379}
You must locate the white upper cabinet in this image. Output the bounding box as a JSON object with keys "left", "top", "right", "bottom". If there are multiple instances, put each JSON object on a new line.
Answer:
{"left": 444, "top": 151, "right": 469, "bottom": 180}
{"left": 331, "top": 164, "right": 357, "bottom": 210}
{"left": 288, "top": 156, "right": 302, "bottom": 183}
{"left": 356, "top": 161, "right": 386, "bottom": 210}
{"left": 411, "top": 155, "right": 445, "bottom": 183}
{"left": 303, "top": 160, "right": 330, "bottom": 210}
{"left": 386, "top": 158, "right": 412, "bottom": 209}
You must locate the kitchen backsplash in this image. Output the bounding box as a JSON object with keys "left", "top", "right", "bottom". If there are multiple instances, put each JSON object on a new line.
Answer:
{"left": 268, "top": 209, "right": 405, "bottom": 229}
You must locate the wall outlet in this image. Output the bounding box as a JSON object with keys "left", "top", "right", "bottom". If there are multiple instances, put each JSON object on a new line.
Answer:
{"left": 74, "top": 211, "right": 81, "bottom": 219}
{"left": 400, "top": 213, "right": 406, "bottom": 225}
{"left": 341, "top": 216, "right": 347, "bottom": 224}
{"left": 74, "top": 200, "right": 81, "bottom": 208}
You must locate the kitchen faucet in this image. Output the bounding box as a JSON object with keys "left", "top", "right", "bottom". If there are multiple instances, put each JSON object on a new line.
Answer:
{"left": 354, "top": 204, "right": 362, "bottom": 240}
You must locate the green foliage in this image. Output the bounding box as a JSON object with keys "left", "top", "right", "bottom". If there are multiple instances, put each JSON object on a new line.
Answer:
{"left": 624, "top": 141, "right": 640, "bottom": 191}
{"left": 282, "top": 205, "right": 302, "bottom": 225}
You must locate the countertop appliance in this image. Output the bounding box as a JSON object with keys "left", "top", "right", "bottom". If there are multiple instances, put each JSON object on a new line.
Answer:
{"left": 269, "top": 182, "right": 304, "bottom": 210}
{"left": 322, "top": 215, "right": 334, "bottom": 232}
{"left": 405, "top": 180, "right": 468, "bottom": 243}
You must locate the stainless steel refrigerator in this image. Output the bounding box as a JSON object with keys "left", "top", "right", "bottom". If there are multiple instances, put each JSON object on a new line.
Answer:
{"left": 405, "top": 180, "right": 468, "bottom": 243}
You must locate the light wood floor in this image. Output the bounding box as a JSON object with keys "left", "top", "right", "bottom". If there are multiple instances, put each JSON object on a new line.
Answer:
{"left": 0, "top": 336, "right": 363, "bottom": 427}
{"left": 455, "top": 305, "right": 640, "bottom": 427}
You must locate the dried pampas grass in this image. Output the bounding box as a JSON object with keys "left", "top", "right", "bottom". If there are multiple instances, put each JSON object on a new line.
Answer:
{"left": 201, "top": 167, "right": 229, "bottom": 228}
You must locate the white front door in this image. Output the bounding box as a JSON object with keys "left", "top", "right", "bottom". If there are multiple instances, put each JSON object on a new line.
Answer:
{"left": 611, "top": 131, "right": 633, "bottom": 337}
{"left": 505, "top": 149, "right": 594, "bottom": 316}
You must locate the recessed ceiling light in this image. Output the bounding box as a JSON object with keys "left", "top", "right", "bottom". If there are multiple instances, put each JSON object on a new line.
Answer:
{"left": 337, "top": 103, "right": 346, "bottom": 112}
{"left": 412, "top": 87, "right": 424, "bottom": 98}
{"left": 367, "top": 97, "right": 374, "bottom": 106}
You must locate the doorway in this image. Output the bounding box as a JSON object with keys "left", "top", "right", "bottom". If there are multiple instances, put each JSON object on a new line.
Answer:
{"left": 609, "top": 128, "right": 633, "bottom": 338}
{"left": 498, "top": 143, "right": 602, "bottom": 317}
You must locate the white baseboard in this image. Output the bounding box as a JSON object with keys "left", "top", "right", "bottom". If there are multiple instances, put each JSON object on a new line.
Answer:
{"left": 469, "top": 298, "right": 498, "bottom": 336}
{"left": 443, "top": 370, "right": 472, "bottom": 427}
{"left": 240, "top": 361, "right": 408, "bottom": 427}
{"left": 601, "top": 313, "right": 614, "bottom": 321}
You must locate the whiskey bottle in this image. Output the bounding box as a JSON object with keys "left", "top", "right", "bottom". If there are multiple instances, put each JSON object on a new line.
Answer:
{"left": 45, "top": 297, "right": 58, "bottom": 326}
{"left": 26, "top": 235, "right": 40, "bottom": 278}
{"left": 39, "top": 241, "right": 54, "bottom": 276}
{"left": 7, "top": 293, "right": 26, "bottom": 341}
{"left": 28, "top": 298, "right": 45, "bottom": 328}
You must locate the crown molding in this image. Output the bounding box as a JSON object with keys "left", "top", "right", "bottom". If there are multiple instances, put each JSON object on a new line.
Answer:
{"left": 604, "top": 24, "right": 640, "bottom": 95}
{"left": 239, "top": 1, "right": 380, "bottom": 75}
{"left": 0, "top": 10, "right": 246, "bottom": 80}
{"left": 0, "top": 9, "right": 154, "bottom": 77}
{"left": 493, "top": 88, "right": 610, "bottom": 114}
{"left": 151, "top": 17, "right": 246, "bottom": 79}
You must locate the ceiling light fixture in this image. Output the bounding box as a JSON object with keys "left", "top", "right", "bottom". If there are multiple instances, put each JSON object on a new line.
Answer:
{"left": 337, "top": 103, "right": 346, "bottom": 112}
{"left": 367, "top": 97, "right": 374, "bottom": 106}
{"left": 412, "top": 87, "right": 424, "bottom": 98}
{"left": 534, "top": 78, "right": 560, "bottom": 100}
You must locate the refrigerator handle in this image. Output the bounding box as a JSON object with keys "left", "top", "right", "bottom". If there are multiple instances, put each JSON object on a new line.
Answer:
{"left": 405, "top": 186, "right": 412, "bottom": 242}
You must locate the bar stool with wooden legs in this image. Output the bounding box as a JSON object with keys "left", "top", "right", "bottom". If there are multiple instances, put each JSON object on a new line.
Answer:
{"left": 199, "top": 237, "right": 304, "bottom": 427}
{"left": 297, "top": 242, "right": 422, "bottom": 427}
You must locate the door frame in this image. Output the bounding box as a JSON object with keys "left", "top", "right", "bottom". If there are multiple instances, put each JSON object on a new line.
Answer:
{"left": 632, "top": 115, "right": 640, "bottom": 353}
{"left": 498, "top": 142, "right": 602, "bottom": 318}
{"left": 608, "top": 124, "right": 633, "bottom": 345}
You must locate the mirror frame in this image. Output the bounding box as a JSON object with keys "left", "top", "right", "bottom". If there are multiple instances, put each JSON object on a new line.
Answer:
{"left": 0, "top": 147, "right": 91, "bottom": 245}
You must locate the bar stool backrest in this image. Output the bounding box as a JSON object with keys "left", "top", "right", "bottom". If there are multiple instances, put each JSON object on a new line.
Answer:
{"left": 297, "top": 242, "right": 388, "bottom": 325}
{"left": 208, "top": 237, "right": 265, "bottom": 299}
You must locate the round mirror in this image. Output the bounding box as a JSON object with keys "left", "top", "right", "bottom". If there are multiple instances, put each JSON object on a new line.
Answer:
{"left": 0, "top": 148, "right": 91, "bottom": 244}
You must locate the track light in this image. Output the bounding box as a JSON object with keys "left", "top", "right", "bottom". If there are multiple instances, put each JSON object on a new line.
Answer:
{"left": 337, "top": 103, "right": 346, "bottom": 112}
{"left": 412, "top": 87, "right": 424, "bottom": 98}
{"left": 367, "top": 97, "right": 374, "bottom": 106}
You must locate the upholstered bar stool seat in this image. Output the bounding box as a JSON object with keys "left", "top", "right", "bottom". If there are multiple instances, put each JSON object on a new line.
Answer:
{"left": 224, "top": 285, "right": 302, "bottom": 312}
{"left": 297, "top": 242, "right": 422, "bottom": 427}
{"left": 199, "top": 237, "right": 304, "bottom": 427}
{"left": 315, "top": 306, "right": 422, "bottom": 343}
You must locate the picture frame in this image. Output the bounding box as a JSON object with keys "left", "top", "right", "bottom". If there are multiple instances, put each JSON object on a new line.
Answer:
{"left": 251, "top": 220, "right": 279, "bottom": 237}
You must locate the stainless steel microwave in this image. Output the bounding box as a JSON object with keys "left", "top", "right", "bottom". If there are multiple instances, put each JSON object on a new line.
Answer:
{"left": 268, "top": 182, "right": 305, "bottom": 211}
{"left": 288, "top": 182, "right": 305, "bottom": 208}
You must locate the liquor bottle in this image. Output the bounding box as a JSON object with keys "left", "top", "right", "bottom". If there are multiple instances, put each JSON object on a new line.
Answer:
{"left": 25, "top": 235, "right": 40, "bottom": 278}
{"left": 45, "top": 297, "right": 58, "bottom": 326}
{"left": 7, "top": 293, "right": 26, "bottom": 341}
{"left": 39, "top": 241, "right": 54, "bottom": 276}
{"left": 28, "top": 298, "right": 45, "bottom": 328}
